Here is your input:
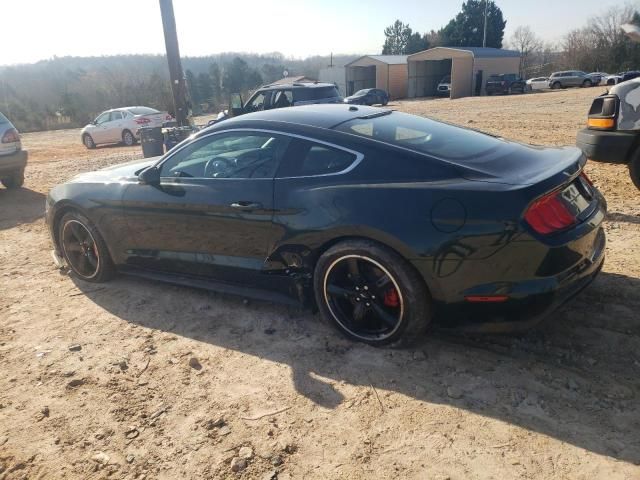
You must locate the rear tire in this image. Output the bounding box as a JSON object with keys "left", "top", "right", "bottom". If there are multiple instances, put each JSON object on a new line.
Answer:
{"left": 582, "top": 79, "right": 593, "bottom": 87}
{"left": 122, "top": 130, "right": 136, "bottom": 146}
{"left": 629, "top": 149, "right": 640, "bottom": 190}
{"left": 1, "top": 169, "right": 24, "bottom": 189}
{"left": 83, "top": 134, "right": 96, "bottom": 149}
{"left": 58, "top": 211, "right": 115, "bottom": 283}
{"left": 314, "top": 239, "right": 431, "bottom": 347}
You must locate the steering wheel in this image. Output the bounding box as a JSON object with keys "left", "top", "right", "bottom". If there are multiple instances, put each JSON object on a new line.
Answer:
{"left": 204, "top": 156, "right": 234, "bottom": 178}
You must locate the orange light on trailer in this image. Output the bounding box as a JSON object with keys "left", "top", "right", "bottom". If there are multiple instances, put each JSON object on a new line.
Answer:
{"left": 587, "top": 118, "right": 615, "bottom": 129}
{"left": 464, "top": 295, "right": 509, "bottom": 303}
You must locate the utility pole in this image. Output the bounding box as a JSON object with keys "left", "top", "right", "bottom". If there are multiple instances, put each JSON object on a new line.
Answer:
{"left": 159, "top": 0, "right": 189, "bottom": 126}
{"left": 482, "top": 0, "right": 489, "bottom": 48}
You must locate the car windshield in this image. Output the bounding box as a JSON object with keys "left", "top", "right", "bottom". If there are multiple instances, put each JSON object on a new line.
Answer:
{"left": 335, "top": 111, "right": 502, "bottom": 161}
{"left": 127, "top": 107, "right": 160, "bottom": 115}
{"left": 0, "top": 112, "right": 9, "bottom": 124}
{"left": 488, "top": 75, "right": 502, "bottom": 81}
{"left": 294, "top": 86, "right": 340, "bottom": 101}
{"left": 354, "top": 89, "right": 370, "bottom": 96}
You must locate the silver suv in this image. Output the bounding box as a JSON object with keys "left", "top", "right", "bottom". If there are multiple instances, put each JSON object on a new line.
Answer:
{"left": 548, "top": 71, "right": 595, "bottom": 89}
{"left": 0, "top": 112, "right": 27, "bottom": 189}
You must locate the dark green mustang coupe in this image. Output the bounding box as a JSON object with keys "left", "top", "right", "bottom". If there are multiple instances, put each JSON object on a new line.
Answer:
{"left": 46, "top": 105, "right": 606, "bottom": 346}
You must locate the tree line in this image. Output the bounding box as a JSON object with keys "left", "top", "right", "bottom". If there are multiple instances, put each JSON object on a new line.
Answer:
{"left": 0, "top": 53, "right": 357, "bottom": 132}
{"left": 382, "top": 0, "right": 507, "bottom": 54}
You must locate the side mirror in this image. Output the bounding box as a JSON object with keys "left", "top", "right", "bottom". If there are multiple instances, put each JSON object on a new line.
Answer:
{"left": 138, "top": 166, "right": 160, "bottom": 185}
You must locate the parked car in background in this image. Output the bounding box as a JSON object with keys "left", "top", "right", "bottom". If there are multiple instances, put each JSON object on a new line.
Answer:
{"left": 0, "top": 111, "right": 27, "bottom": 189}
{"left": 577, "top": 76, "right": 640, "bottom": 189}
{"left": 344, "top": 88, "right": 389, "bottom": 106}
{"left": 81, "top": 106, "right": 172, "bottom": 149}
{"left": 47, "top": 104, "right": 606, "bottom": 346}
{"left": 436, "top": 75, "right": 451, "bottom": 97}
{"left": 526, "top": 77, "right": 549, "bottom": 91}
{"left": 548, "top": 71, "right": 595, "bottom": 89}
{"left": 229, "top": 82, "right": 342, "bottom": 118}
{"left": 588, "top": 72, "right": 609, "bottom": 85}
{"left": 486, "top": 74, "right": 526, "bottom": 95}
{"left": 605, "top": 72, "right": 624, "bottom": 85}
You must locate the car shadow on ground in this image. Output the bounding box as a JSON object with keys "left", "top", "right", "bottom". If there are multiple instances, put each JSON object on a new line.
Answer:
{"left": 608, "top": 212, "right": 640, "bottom": 224}
{"left": 0, "top": 187, "right": 45, "bottom": 230}
{"left": 74, "top": 270, "right": 640, "bottom": 465}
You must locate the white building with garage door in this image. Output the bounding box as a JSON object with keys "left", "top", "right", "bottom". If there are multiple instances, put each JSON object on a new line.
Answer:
{"left": 407, "top": 47, "right": 521, "bottom": 99}
{"left": 344, "top": 55, "right": 408, "bottom": 99}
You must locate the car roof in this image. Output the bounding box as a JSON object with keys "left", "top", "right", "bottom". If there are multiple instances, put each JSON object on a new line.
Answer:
{"left": 206, "top": 104, "right": 385, "bottom": 132}
{"left": 258, "top": 82, "right": 337, "bottom": 91}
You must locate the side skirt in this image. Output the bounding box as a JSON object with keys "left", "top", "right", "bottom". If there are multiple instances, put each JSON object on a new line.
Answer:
{"left": 118, "top": 266, "right": 304, "bottom": 307}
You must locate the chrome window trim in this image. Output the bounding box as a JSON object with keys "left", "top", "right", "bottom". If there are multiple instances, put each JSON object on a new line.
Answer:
{"left": 157, "top": 127, "right": 365, "bottom": 180}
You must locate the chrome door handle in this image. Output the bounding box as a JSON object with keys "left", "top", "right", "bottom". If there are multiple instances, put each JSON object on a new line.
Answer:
{"left": 230, "top": 201, "right": 262, "bottom": 209}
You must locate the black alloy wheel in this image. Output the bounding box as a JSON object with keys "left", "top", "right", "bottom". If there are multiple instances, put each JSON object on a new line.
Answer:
{"left": 314, "top": 240, "right": 431, "bottom": 346}
{"left": 59, "top": 212, "right": 114, "bottom": 282}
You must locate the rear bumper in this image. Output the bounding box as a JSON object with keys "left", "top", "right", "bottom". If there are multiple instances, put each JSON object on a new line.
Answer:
{"left": 576, "top": 128, "right": 635, "bottom": 164}
{"left": 0, "top": 150, "right": 27, "bottom": 176}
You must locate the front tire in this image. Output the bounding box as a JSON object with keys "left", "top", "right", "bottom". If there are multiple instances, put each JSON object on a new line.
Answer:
{"left": 122, "top": 130, "right": 136, "bottom": 146}
{"left": 58, "top": 212, "right": 114, "bottom": 283}
{"left": 582, "top": 79, "right": 593, "bottom": 87}
{"left": 629, "top": 149, "right": 640, "bottom": 190}
{"left": 1, "top": 170, "right": 24, "bottom": 189}
{"left": 314, "top": 240, "right": 431, "bottom": 347}
{"left": 83, "top": 134, "right": 96, "bottom": 149}
{"left": 551, "top": 82, "right": 561, "bottom": 89}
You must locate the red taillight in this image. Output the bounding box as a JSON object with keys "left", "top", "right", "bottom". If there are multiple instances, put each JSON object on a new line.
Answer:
{"left": 135, "top": 117, "right": 151, "bottom": 125}
{"left": 524, "top": 189, "right": 576, "bottom": 234}
{"left": 1, "top": 128, "right": 20, "bottom": 143}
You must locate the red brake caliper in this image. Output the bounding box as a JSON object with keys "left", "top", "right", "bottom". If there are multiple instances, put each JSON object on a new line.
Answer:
{"left": 383, "top": 288, "right": 399, "bottom": 307}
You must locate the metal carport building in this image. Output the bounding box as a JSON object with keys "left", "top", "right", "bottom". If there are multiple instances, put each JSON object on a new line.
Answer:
{"left": 407, "top": 47, "right": 521, "bottom": 99}
{"left": 344, "top": 55, "right": 408, "bottom": 99}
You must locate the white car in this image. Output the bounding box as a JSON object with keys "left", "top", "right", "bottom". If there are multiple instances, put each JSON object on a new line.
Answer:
{"left": 526, "top": 77, "right": 549, "bottom": 91}
{"left": 81, "top": 106, "right": 172, "bottom": 149}
{"left": 436, "top": 75, "right": 451, "bottom": 96}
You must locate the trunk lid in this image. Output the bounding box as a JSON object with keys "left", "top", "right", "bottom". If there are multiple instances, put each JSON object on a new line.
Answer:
{"left": 453, "top": 143, "right": 585, "bottom": 186}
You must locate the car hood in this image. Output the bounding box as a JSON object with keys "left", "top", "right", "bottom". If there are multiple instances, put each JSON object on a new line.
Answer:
{"left": 69, "top": 158, "right": 159, "bottom": 183}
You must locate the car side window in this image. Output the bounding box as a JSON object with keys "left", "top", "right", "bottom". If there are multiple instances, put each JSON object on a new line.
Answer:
{"left": 96, "top": 113, "right": 111, "bottom": 124}
{"left": 111, "top": 112, "right": 123, "bottom": 121}
{"left": 159, "top": 131, "right": 290, "bottom": 180}
{"left": 245, "top": 92, "right": 270, "bottom": 112}
{"left": 278, "top": 139, "right": 358, "bottom": 177}
{"left": 272, "top": 90, "right": 293, "bottom": 108}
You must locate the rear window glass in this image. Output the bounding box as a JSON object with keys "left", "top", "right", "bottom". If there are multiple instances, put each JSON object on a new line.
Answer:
{"left": 335, "top": 111, "right": 501, "bottom": 161}
{"left": 293, "top": 86, "right": 340, "bottom": 102}
{"left": 0, "top": 112, "right": 9, "bottom": 124}
{"left": 127, "top": 107, "right": 160, "bottom": 115}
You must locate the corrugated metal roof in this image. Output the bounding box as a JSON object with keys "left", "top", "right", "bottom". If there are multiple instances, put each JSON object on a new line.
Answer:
{"left": 346, "top": 55, "right": 409, "bottom": 66}
{"left": 439, "top": 47, "right": 521, "bottom": 58}
{"left": 367, "top": 55, "right": 409, "bottom": 64}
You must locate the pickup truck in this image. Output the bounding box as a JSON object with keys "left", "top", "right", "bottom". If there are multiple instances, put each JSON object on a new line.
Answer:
{"left": 576, "top": 77, "right": 640, "bottom": 189}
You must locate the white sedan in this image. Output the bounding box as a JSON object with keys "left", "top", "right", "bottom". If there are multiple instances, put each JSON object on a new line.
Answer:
{"left": 81, "top": 106, "right": 172, "bottom": 149}
{"left": 526, "top": 77, "right": 549, "bottom": 91}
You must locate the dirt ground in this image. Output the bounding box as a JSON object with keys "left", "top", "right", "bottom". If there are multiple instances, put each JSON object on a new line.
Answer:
{"left": 1, "top": 87, "right": 639, "bottom": 480}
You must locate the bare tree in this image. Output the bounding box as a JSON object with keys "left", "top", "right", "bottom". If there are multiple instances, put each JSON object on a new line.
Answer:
{"left": 510, "top": 26, "right": 543, "bottom": 77}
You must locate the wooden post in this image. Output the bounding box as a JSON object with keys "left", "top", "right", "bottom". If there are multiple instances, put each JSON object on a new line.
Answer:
{"left": 159, "top": 0, "right": 189, "bottom": 126}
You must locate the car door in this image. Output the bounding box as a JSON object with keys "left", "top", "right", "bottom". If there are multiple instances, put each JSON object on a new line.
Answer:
{"left": 121, "top": 129, "right": 290, "bottom": 283}
{"left": 91, "top": 112, "right": 112, "bottom": 143}
{"left": 106, "top": 111, "right": 125, "bottom": 143}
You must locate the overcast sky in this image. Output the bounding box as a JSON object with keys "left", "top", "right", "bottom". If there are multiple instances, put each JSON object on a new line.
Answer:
{"left": 0, "top": 0, "right": 630, "bottom": 66}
